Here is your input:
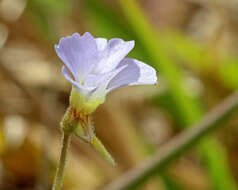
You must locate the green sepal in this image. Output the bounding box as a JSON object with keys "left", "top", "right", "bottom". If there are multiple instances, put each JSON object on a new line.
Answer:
{"left": 70, "top": 87, "right": 105, "bottom": 115}
{"left": 74, "top": 125, "right": 115, "bottom": 165}
{"left": 90, "top": 135, "right": 115, "bottom": 166}
{"left": 60, "top": 107, "right": 77, "bottom": 134}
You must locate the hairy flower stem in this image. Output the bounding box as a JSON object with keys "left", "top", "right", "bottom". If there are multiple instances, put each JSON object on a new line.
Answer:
{"left": 52, "top": 132, "right": 72, "bottom": 190}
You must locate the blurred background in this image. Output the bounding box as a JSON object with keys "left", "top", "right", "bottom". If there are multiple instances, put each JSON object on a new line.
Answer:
{"left": 0, "top": 0, "right": 238, "bottom": 190}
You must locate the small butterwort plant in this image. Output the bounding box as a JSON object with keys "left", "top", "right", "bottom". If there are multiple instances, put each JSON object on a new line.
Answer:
{"left": 52, "top": 32, "right": 157, "bottom": 190}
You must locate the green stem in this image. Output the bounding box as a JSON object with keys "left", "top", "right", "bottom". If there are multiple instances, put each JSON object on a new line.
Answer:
{"left": 52, "top": 132, "right": 72, "bottom": 190}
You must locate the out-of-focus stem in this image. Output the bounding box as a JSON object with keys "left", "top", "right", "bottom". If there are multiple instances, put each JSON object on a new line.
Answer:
{"left": 102, "top": 91, "right": 238, "bottom": 190}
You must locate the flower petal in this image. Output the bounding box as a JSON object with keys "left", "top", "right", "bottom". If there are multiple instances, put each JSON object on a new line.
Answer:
{"left": 93, "top": 39, "right": 135, "bottom": 74}
{"left": 62, "top": 65, "right": 79, "bottom": 87}
{"left": 107, "top": 58, "right": 157, "bottom": 91}
{"left": 84, "top": 73, "right": 104, "bottom": 88}
{"left": 55, "top": 32, "right": 99, "bottom": 81}
{"left": 62, "top": 66, "right": 95, "bottom": 96}
{"left": 95, "top": 38, "right": 107, "bottom": 51}
{"left": 89, "top": 65, "right": 127, "bottom": 99}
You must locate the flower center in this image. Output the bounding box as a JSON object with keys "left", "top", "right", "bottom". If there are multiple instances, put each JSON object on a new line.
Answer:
{"left": 79, "top": 80, "right": 85, "bottom": 85}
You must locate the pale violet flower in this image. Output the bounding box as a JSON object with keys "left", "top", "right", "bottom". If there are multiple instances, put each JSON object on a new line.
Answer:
{"left": 55, "top": 32, "right": 157, "bottom": 114}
